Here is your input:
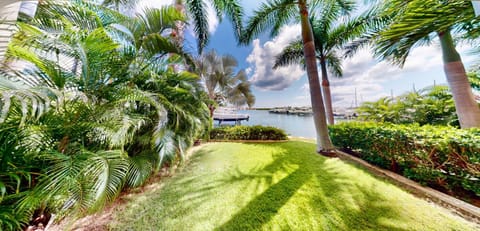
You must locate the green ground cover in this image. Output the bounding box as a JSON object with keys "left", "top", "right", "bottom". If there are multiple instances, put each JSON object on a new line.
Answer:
{"left": 108, "top": 141, "right": 479, "bottom": 231}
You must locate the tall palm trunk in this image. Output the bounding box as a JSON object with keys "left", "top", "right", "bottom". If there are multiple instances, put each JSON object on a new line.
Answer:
{"left": 320, "top": 57, "right": 334, "bottom": 125}
{"left": 299, "top": 0, "right": 334, "bottom": 152}
{"left": 438, "top": 29, "right": 480, "bottom": 128}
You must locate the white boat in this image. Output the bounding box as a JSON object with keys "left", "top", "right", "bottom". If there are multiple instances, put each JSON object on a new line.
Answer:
{"left": 213, "top": 107, "right": 249, "bottom": 125}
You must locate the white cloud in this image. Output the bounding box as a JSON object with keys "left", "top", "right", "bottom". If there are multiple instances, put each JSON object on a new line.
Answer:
{"left": 136, "top": 0, "right": 219, "bottom": 34}
{"left": 204, "top": 1, "right": 219, "bottom": 34}
{"left": 245, "top": 67, "right": 252, "bottom": 75}
{"left": 325, "top": 42, "right": 453, "bottom": 107}
{"left": 246, "top": 24, "right": 304, "bottom": 91}
{"left": 295, "top": 84, "right": 310, "bottom": 100}
{"left": 249, "top": 26, "right": 476, "bottom": 107}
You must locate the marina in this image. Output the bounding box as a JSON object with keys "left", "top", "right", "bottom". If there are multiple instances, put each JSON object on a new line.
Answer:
{"left": 269, "top": 106, "right": 312, "bottom": 116}
{"left": 213, "top": 107, "right": 357, "bottom": 137}
{"left": 239, "top": 109, "right": 317, "bottom": 138}
{"left": 268, "top": 106, "right": 358, "bottom": 118}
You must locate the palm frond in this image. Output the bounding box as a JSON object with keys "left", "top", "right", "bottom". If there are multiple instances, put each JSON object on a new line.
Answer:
{"left": 211, "top": 0, "right": 244, "bottom": 40}
{"left": 35, "top": 0, "right": 102, "bottom": 31}
{"left": 240, "top": 0, "right": 296, "bottom": 45}
{"left": 311, "top": 0, "right": 356, "bottom": 15}
{"left": 273, "top": 39, "right": 303, "bottom": 69}
{"left": 195, "top": 50, "right": 254, "bottom": 108}
{"left": 0, "top": 77, "right": 59, "bottom": 124}
{"left": 92, "top": 109, "right": 148, "bottom": 149}
{"left": 125, "top": 155, "right": 153, "bottom": 188}
{"left": 325, "top": 51, "right": 342, "bottom": 77}
{"left": 138, "top": 6, "right": 186, "bottom": 36}
{"left": 142, "top": 33, "right": 193, "bottom": 65}
{"left": 85, "top": 150, "right": 129, "bottom": 212}
{"left": 152, "top": 130, "right": 176, "bottom": 171}
{"left": 0, "top": 0, "right": 212, "bottom": 224}
{"left": 17, "top": 151, "right": 87, "bottom": 213}
{"left": 0, "top": 200, "right": 30, "bottom": 231}
{"left": 374, "top": 0, "right": 474, "bottom": 66}
{"left": 343, "top": 33, "right": 374, "bottom": 58}
{"left": 186, "top": 0, "right": 209, "bottom": 53}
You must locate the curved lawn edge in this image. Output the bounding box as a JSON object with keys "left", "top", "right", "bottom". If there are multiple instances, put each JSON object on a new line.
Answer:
{"left": 289, "top": 136, "right": 480, "bottom": 223}
{"left": 335, "top": 150, "right": 480, "bottom": 224}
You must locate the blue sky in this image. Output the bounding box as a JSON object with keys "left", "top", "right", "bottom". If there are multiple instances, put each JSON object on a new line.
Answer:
{"left": 138, "top": 0, "right": 477, "bottom": 108}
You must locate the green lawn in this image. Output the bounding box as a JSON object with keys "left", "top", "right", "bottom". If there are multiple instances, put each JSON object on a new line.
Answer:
{"left": 108, "top": 141, "right": 479, "bottom": 231}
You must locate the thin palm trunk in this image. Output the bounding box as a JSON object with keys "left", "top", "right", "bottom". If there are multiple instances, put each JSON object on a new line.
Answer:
{"left": 320, "top": 57, "right": 334, "bottom": 125}
{"left": 208, "top": 91, "right": 216, "bottom": 118}
{"left": 299, "top": 0, "right": 334, "bottom": 152}
{"left": 173, "top": 0, "right": 186, "bottom": 45}
{"left": 208, "top": 104, "right": 215, "bottom": 118}
{"left": 438, "top": 29, "right": 480, "bottom": 128}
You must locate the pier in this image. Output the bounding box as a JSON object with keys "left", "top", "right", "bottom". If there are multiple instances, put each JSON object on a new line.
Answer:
{"left": 268, "top": 107, "right": 313, "bottom": 116}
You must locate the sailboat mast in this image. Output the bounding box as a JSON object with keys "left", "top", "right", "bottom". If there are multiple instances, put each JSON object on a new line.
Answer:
{"left": 354, "top": 88, "right": 358, "bottom": 108}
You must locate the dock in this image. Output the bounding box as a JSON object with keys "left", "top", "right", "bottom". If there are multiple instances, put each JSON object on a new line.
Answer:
{"left": 269, "top": 107, "right": 313, "bottom": 116}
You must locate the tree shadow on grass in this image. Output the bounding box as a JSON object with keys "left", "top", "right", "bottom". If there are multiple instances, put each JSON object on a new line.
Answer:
{"left": 214, "top": 142, "right": 410, "bottom": 231}
{"left": 133, "top": 142, "right": 462, "bottom": 231}
{"left": 215, "top": 168, "right": 307, "bottom": 231}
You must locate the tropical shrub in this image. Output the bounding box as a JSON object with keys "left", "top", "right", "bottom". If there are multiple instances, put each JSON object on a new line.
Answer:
{"left": 329, "top": 122, "right": 480, "bottom": 197}
{"left": 0, "top": 1, "right": 210, "bottom": 230}
{"left": 357, "top": 86, "right": 458, "bottom": 126}
{"left": 369, "top": 0, "right": 480, "bottom": 128}
{"left": 210, "top": 126, "right": 288, "bottom": 141}
{"left": 468, "top": 68, "right": 480, "bottom": 91}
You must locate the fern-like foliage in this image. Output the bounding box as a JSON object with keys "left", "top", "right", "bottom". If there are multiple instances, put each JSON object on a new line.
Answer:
{"left": 0, "top": 0, "right": 210, "bottom": 228}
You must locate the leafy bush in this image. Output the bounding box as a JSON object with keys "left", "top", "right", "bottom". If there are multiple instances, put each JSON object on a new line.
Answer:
{"left": 210, "top": 126, "right": 288, "bottom": 141}
{"left": 0, "top": 2, "right": 211, "bottom": 230}
{"left": 357, "top": 86, "right": 458, "bottom": 126}
{"left": 329, "top": 122, "right": 480, "bottom": 196}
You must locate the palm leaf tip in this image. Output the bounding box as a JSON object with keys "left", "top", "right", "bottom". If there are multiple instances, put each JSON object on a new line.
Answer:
{"left": 239, "top": 0, "right": 296, "bottom": 45}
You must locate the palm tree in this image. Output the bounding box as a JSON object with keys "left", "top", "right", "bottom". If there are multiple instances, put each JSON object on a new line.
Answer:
{"left": 173, "top": 0, "right": 244, "bottom": 54}
{"left": 274, "top": 7, "right": 369, "bottom": 125}
{"left": 357, "top": 86, "right": 457, "bottom": 126}
{"left": 240, "top": 0, "right": 354, "bottom": 153}
{"left": 372, "top": 0, "right": 480, "bottom": 128}
{"left": 357, "top": 97, "right": 394, "bottom": 122}
{"left": 0, "top": 2, "right": 209, "bottom": 227}
{"left": 195, "top": 50, "right": 255, "bottom": 116}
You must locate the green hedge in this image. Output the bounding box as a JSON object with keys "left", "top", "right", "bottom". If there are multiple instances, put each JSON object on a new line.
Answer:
{"left": 329, "top": 122, "right": 480, "bottom": 196}
{"left": 210, "top": 125, "right": 288, "bottom": 141}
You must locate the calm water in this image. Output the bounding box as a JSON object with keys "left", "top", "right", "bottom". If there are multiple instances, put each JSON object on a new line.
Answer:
{"left": 238, "top": 110, "right": 317, "bottom": 138}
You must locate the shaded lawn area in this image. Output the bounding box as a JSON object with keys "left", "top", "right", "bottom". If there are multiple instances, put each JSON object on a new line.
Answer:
{"left": 109, "top": 141, "right": 479, "bottom": 231}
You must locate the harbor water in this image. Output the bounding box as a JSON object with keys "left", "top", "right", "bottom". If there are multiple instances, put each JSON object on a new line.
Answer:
{"left": 238, "top": 110, "right": 317, "bottom": 139}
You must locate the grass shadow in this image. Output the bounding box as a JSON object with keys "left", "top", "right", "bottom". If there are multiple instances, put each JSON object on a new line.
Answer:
{"left": 215, "top": 168, "right": 308, "bottom": 231}
{"left": 110, "top": 141, "right": 478, "bottom": 231}
{"left": 214, "top": 141, "right": 412, "bottom": 230}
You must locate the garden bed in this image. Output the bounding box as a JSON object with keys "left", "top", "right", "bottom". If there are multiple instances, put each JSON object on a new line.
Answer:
{"left": 329, "top": 122, "right": 480, "bottom": 207}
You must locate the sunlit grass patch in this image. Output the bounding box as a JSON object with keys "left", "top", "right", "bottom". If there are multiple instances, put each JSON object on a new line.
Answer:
{"left": 109, "top": 141, "right": 478, "bottom": 231}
